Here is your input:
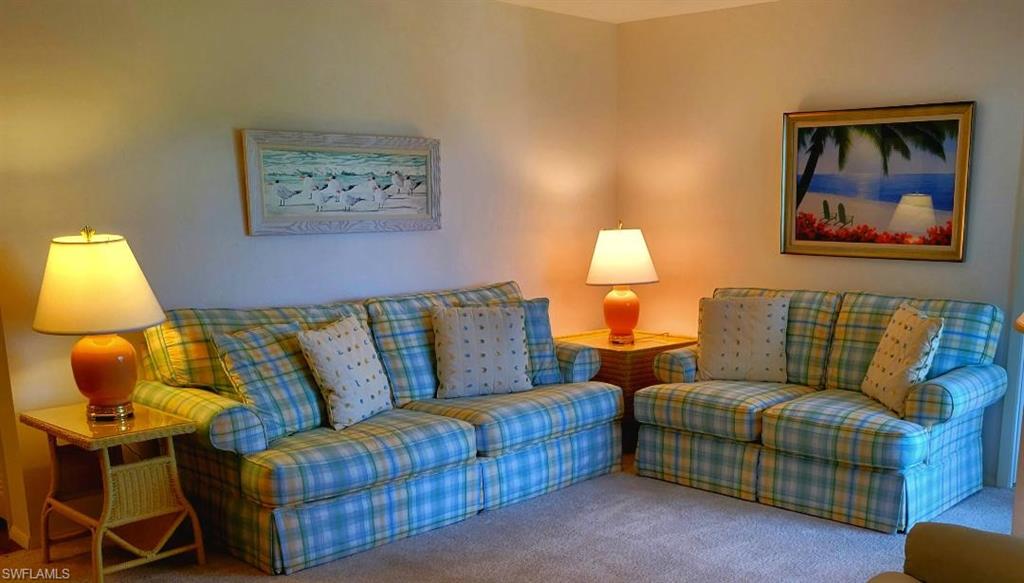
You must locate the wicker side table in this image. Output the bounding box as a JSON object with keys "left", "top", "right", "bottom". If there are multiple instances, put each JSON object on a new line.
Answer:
{"left": 20, "top": 403, "right": 205, "bottom": 582}
{"left": 556, "top": 329, "right": 696, "bottom": 453}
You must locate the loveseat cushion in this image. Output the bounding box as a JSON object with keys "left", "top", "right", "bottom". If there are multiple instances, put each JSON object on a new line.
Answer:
{"left": 762, "top": 389, "right": 928, "bottom": 470}
{"left": 825, "top": 292, "right": 1002, "bottom": 391}
{"left": 402, "top": 382, "right": 621, "bottom": 456}
{"left": 714, "top": 288, "right": 842, "bottom": 388}
{"left": 144, "top": 301, "right": 367, "bottom": 396}
{"left": 634, "top": 381, "right": 815, "bottom": 442}
{"left": 366, "top": 282, "right": 523, "bottom": 406}
{"left": 240, "top": 408, "right": 476, "bottom": 506}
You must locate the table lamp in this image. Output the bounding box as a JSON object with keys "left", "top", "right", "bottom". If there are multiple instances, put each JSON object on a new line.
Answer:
{"left": 586, "top": 223, "right": 659, "bottom": 344}
{"left": 33, "top": 227, "right": 165, "bottom": 421}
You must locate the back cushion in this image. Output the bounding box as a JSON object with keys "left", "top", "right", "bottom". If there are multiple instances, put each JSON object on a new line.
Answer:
{"left": 144, "top": 301, "right": 367, "bottom": 397}
{"left": 826, "top": 292, "right": 1003, "bottom": 391}
{"left": 714, "top": 288, "right": 842, "bottom": 388}
{"left": 367, "top": 281, "right": 523, "bottom": 406}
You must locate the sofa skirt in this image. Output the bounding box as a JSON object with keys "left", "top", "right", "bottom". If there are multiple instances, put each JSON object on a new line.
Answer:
{"left": 183, "top": 454, "right": 482, "bottom": 574}
{"left": 635, "top": 425, "right": 759, "bottom": 501}
{"left": 480, "top": 422, "right": 622, "bottom": 510}
{"left": 758, "top": 443, "right": 983, "bottom": 533}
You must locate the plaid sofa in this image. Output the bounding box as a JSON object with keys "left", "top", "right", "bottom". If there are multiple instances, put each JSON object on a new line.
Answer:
{"left": 135, "top": 282, "right": 622, "bottom": 574}
{"left": 635, "top": 288, "right": 1005, "bottom": 533}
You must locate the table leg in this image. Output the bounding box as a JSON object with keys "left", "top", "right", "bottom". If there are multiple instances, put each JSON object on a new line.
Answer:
{"left": 40, "top": 500, "right": 52, "bottom": 564}
{"left": 164, "top": 437, "right": 205, "bottom": 565}
{"left": 91, "top": 526, "right": 105, "bottom": 583}
{"left": 41, "top": 435, "right": 61, "bottom": 564}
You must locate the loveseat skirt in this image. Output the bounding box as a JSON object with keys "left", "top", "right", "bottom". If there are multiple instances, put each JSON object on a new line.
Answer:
{"left": 758, "top": 442, "right": 982, "bottom": 533}
{"left": 175, "top": 438, "right": 482, "bottom": 574}
{"left": 635, "top": 425, "right": 759, "bottom": 501}
{"left": 480, "top": 422, "right": 621, "bottom": 510}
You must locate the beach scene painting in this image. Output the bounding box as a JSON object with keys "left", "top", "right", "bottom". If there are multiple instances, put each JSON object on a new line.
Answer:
{"left": 243, "top": 130, "right": 441, "bottom": 235}
{"left": 782, "top": 102, "right": 973, "bottom": 261}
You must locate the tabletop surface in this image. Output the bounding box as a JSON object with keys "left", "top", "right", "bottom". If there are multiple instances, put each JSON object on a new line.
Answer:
{"left": 20, "top": 403, "right": 196, "bottom": 450}
{"left": 557, "top": 329, "right": 697, "bottom": 352}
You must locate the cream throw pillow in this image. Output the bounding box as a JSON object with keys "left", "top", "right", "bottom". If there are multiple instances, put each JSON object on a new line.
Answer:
{"left": 697, "top": 297, "right": 789, "bottom": 383}
{"left": 297, "top": 316, "right": 392, "bottom": 430}
{"left": 432, "top": 305, "right": 532, "bottom": 398}
{"left": 861, "top": 304, "right": 944, "bottom": 415}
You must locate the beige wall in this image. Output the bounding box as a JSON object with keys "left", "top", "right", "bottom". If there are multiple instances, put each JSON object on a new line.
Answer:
{"left": 0, "top": 0, "right": 617, "bottom": 542}
{"left": 617, "top": 0, "right": 1024, "bottom": 482}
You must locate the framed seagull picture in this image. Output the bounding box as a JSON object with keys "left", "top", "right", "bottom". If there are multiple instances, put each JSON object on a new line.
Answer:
{"left": 242, "top": 129, "right": 441, "bottom": 235}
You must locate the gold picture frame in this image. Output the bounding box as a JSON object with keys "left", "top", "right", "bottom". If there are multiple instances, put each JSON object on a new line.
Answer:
{"left": 781, "top": 102, "right": 973, "bottom": 261}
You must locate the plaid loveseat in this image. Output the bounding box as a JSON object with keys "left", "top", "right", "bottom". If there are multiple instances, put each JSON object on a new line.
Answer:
{"left": 135, "top": 282, "right": 622, "bottom": 574}
{"left": 635, "top": 288, "right": 1005, "bottom": 533}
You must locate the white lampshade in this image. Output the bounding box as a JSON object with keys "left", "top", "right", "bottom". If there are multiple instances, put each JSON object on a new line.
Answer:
{"left": 586, "top": 227, "right": 659, "bottom": 286}
{"left": 888, "top": 193, "right": 937, "bottom": 236}
{"left": 33, "top": 232, "right": 165, "bottom": 335}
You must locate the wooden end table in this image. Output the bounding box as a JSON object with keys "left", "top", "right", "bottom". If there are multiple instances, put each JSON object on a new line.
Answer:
{"left": 557, "top": 329, "right": 696, "bottom": 453}
{"left": 20, "top": 403, "right": 205, "bottom": 582}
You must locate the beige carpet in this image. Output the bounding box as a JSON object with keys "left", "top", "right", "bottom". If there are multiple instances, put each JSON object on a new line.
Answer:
{"left": 1, "top": 473, "right": 1011, "bottom": 582}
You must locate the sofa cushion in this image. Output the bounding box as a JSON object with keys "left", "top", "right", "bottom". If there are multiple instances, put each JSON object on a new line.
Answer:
{"left": 144, "top": 300, "right": 367, "bottom": 396}
{"left": 402, "top": 382, "right": 622, "bottom": 456}
{"left": 762, "top": 389, "right": 928, "bottom": 470}
{"left": 240, "top": 408, "right": 476, "bottom": 506}
{"left": 366, "top": 281, "right": 523, "bottom": 406}
{"left": 634, "top": 381, "right": 815, "bottom": 442}
{"left": 826, "top": 292, "right": 1002, "bottom": 391}
{"left": 714, "top": 288, "right": 842, "bottom": 388}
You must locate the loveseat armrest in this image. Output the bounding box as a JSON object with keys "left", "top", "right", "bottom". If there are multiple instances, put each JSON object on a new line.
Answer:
{"left": 555, "top": 341, "right": 601, "bottom": 383}
{"left": 134, "top": 379, "right": 268, "bottom": 454}
{"left": 904, "top": 364, "right": 1007, "bottom": 427}
{"left": 654, "top": 346, "right": 698, "bottom": 383}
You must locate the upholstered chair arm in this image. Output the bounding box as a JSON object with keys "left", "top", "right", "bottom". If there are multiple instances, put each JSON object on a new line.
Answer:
{"left": 133, "top": 379, "right": 268, "bottom": 454}
{"left": 903, "top": 365, "right": 1007, "bottom": 427}
{"left": 653, "top": 346, "right": 699, "bottom": 383}
{"left": 555, "top": 341, "right": 601, "bottom": 383}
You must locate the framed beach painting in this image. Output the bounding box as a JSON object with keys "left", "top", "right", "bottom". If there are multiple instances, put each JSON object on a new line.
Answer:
{"left": 242, "top": 130, "right": 441, "bottom": 235}
{"left": 781, "top": 102, "right": 973, "bottom": 261}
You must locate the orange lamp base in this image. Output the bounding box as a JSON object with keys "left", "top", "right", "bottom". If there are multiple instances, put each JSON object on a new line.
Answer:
{"left": 603, "top": 286, "right": 640, "bottom": 345}
{"left": 70, "top": 334, "right": 137, "bottom": 421}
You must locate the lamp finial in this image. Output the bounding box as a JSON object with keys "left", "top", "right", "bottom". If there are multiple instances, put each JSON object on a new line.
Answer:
{"left": 80, "top": 226, "right": 95, "bottom": 242}
{"left": 617, "top": 220, "right": 623, "bottom": 229}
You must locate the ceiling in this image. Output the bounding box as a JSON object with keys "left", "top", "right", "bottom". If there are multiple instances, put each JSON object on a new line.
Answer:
{"left": 498, "top": 0, "right": 776, "bottom": 24}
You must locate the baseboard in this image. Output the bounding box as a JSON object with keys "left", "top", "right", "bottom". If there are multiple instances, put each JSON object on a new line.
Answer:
{"left": 8, "top": 524, "right": 29, "bottom": 549}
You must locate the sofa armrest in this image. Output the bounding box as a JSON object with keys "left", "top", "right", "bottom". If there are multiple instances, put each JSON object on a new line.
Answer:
{"left": 133, "top": 379, "right": 268, "bottom": 454}
{"left": 904, "top": 364, "right": 1007, "bottom": 427}
{"left": 902, "top": 523, "right": 1024, "bottom": 583}
{"left": 555, "top": 341, "right": 601, "bottom": 383}
{"left": 653, "top": 346, "right": 698, "bottom": 383}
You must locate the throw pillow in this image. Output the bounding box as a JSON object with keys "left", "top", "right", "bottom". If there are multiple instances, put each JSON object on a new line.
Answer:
{"left": 697, "top": 297, "right": 790, "bottom": 383}
{"left": 861, "top": 303, "right": 944, "bottom": 415}
{"left": 481, "top": 298, "right": 562, "bottom": 386}
{"left": 297, "top": 316, "right": 393, "bottom": 430}
{"left": 432, "top": 305, "right": 533, "bottom": 398}
{"left": 213, "top": 321, "right": 324, "bottom": 441}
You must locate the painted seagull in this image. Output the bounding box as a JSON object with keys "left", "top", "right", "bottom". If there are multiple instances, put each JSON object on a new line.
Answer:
{"left": 273, "top": 180, "right": 302, "bottom": 206}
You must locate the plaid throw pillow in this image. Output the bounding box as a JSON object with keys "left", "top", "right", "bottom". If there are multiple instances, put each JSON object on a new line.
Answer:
{"left": 213, "top": 322, "right": 324, "bottom": 441}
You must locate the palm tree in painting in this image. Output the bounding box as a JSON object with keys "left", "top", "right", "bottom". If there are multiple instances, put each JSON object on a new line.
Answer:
{"left": 795, "top": 120, "right": 958, "bottom": 209}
